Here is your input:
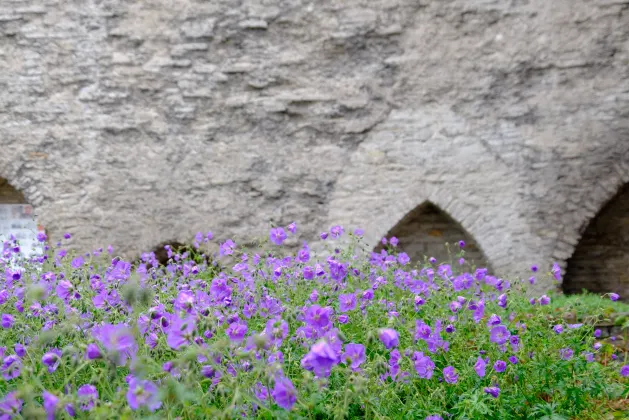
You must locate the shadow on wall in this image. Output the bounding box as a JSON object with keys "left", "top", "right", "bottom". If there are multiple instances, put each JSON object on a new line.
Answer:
{"left": 374, "top": 201, "right": 491, "bottom": 270}
{"left": 563, "top": 183, "right": 629, "bottom": 298}
{"left": 0, "top": 178, "right": 26, "bottom": 204}
{"left": 150, "top": 241, "right": 188, "bottom": 266}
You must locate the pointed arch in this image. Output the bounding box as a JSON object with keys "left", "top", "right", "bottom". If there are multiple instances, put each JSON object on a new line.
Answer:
{"left": 373, "top": 201, "right": 491, "bottom": 269}
{"left": 562, "top": 182, "right": 629, "bottom": 297}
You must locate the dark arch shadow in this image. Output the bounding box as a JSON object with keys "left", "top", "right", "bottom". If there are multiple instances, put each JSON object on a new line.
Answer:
{"left": 0, "top": 178, "right": 27, "bottom": 204}
{"left": 147, "top": 241, "right": 188, "bottom": 266}
{"left": 374, "top": 201, "right": 491, "bottom": 270}
{"left": 563, "top": 183, "right": 629, "bottom": 297}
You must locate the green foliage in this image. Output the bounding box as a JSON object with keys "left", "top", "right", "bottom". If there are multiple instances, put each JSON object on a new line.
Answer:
{"left": 0, "top": 230, "right": 627, "bottom": 419}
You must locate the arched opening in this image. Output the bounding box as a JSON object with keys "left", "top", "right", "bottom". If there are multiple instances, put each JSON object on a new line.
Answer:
{"left": 0, "top": 177, "right": 44, "bottom": 257}
{"left": 0, "top": 178, "right": 27, "bottom": 204}
{"left": 147, "top": 241, "right": 188, "bottom": 266}
{"left": 374, "top": 201, "right": 490, "bottom": 269}
{"left": 563, "top": 183, "right": 629, "bottom": 298}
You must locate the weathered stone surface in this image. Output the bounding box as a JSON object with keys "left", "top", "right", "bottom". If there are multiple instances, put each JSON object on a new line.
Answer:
{"left": 0, "top": 0, "right": 628, "bottom": 292}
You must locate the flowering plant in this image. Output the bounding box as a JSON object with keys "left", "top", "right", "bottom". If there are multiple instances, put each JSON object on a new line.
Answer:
{"left": 0, "top": 226, "right": 627, "bottom": 419}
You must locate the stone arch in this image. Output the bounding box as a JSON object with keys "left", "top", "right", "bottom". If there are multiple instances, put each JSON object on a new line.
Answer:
{"left": 562, "top": 182, "right": 629, "bottom": 297}
{"left": 373, "top": 200, "right": 491, "bottom": 269}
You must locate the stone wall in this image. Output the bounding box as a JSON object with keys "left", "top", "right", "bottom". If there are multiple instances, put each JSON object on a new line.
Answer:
{"left": 1, "top": 0, "right": 629, "bottom": 291}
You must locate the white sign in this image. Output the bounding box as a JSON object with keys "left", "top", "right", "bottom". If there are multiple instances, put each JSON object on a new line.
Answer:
{"left": 0, "top": 204, "right": 44, "bottom": 258}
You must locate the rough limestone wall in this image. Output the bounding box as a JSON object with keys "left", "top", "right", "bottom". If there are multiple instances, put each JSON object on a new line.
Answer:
{"left": 323, "top": 0, "right": 629, "bottom": 290}
{"left": 563, "top": 183, "right": 629, "bottom": 298}
{"left": 0, "top": 0, "right": 628, "bottom": 291}
{"left": 373, "top": 202, "right": 489, "bottom": 269}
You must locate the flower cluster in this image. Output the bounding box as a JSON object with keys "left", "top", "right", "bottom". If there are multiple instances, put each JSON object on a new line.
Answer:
{"left": 0, "top": 224, "right": 626, "bottom": 419}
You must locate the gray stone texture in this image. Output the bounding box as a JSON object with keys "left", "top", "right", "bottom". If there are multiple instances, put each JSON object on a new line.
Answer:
{"left": 1, "top": 0, "right": 629, "bottom": 292}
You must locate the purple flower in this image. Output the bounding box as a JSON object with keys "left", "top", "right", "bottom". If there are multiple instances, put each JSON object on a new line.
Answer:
{"left": 342, "top": 343, "right": 365, "bottom": 371}
{"left": 42, "top": 349, "right": 62, "bottom": 373}
{"left": 0, "top": 392, "right": 22, "bottom": 419}
{"left": 414, "top": 352, "right": 435, "bottom": 379}
{"left": 531, "top": 265, "right": 538, "bottom": 272}
{"left": 474, "top": 356, "right": 487, "bottom": 377}
{"left": 14, "top": 344, "right": 25, "bottom": 358}
{"left": 449, "top": 301, "right": 462, "bottom": 313}
{"left": 71, "top": 257, "right": 84, "bottom": 269}
{"left": 219, "top": 239, "right": 236, "bottom": 256}
{"left": 396, "top": 252, "right": 410, "bottom": 265}
{"left": 539, "top": 295, "right": 550, "bottom": 305}
{"left": 487, "top": 314, "right": 501, "bottom": 326}
{"left": 338, "top": 314, "right": 349, "bottom": 324}
{"left": 287, "top": 222, "right": 297, "bottom": 234}
{"left": 510, "top": 335, "right": 521, "bottom": 352}
{"left": 426, "top": 416, "right": 443, "bottom": 420}
{"left": 508, "top": 355, "right": 518, "bottom": 364}
{"left": 389, "top": 236, "right": 399, "bottom": 247}
{"left": 458, "top": 240, "right": 465, "bottom": 248}
{"left": 497, "top": 294, "right": 507, "bottom": 308}
{"left": 37, "top": 232, "right": 48, "bottom": 243}
{"left": 127, "top": 377, "right": 162, "bottom": 411}
{"left": 272, "top": 377, "right": 297, "bottom": 410}
{"left": 551, "top": 263, "right": 561, "bottom": 280}
{"left": 1, "top": 314, "right": 13, "bottom": 329}
{"left": 594, "top": 329, "right": 602, "bottom": 338}
{"left": 269, "top": 228, "right": 287, "bottom": 246}
{"left": 92, "top": 323, "right": 137, "bottom": 365}
{"left": 584, "top": 352, "right": 595, "bottom": 362}
{"left": 265, "top": 318, "right": 289, "bottom": 347}
{"left": 296, "top": 247, "right": 310, "bottom": 263}
{"left": 620, "top": 365, "right": 629, "bottom": 377}
{"left": 378, "top": 328, "right": 399, "bottom": 349}
{"left": 494, "top": 360, "right": 507, "bottom": 373}
{"left": 484, "top": 386, "right": 500, "bottom": 398}
{"left": 85, "top": 343, "right": 102, "bottom": 360}
{"left": 55, "top": 280, "right": 74, "bottom": 300}
{"left": 559, "top": 347, "right": 573, "bottom": 360}
{"left": 490, "top": 325, "right": 511, "bottom": 345}
{"left": 166, "top": 315, "right": 197, "bottom": 350}
{"left": 77, "top": 384, "right": 98, "bottom": 411}
{"left": 610, "top": 293, "right": 620, "bottom": 301}
{"left": 553, "top": 324, "right": 564, "bottom": 334}
{"left": 1, "top": 355, "right": 21, "bottom": 380}
{"left": 330, "top": 225, "right": 344, "bottom": 238}
{"left": 301, "top": 339, "right": 340, "bottom": 377}
{"left": 64, "top": 233, "right": 72, "bottom": 240}
{"left": 42, "top": 391, "right": 58, "bottom": 420}
{"left": 443, "top": 366, "right": 458, "bottom": 384}
{"left": 226, "top": 322, "right": 248, "bottom": 343}
{"left": 339, "top": 293, "right": 357, "bottom": 312}
{"left": 304, "top": 305, "right": 332, "bottom": 330}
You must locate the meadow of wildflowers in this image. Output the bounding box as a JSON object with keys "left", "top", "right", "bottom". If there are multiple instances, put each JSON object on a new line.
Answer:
{"left": 0, "top": 225, "right": 628, "bottom": 419}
